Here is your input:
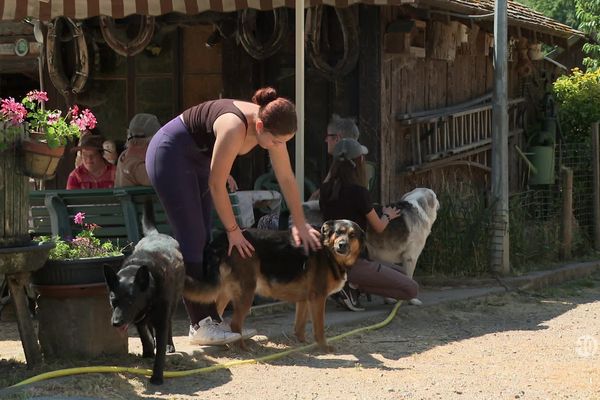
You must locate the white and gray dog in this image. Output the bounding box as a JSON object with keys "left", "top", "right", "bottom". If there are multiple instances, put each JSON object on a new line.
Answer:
{"left": 304, "top": 187, "right": 439, "bottom": 305}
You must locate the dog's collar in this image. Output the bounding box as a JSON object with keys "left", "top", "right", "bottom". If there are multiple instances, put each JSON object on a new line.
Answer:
{"left": 133, "top": 311, "right": 147, "bottom": 324}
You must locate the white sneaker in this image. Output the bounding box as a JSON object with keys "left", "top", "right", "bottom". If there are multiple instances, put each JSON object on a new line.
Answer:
{"left": 409, "top": 298, "right": 423, "bottom": 306}
{"left": 383, "top": 297, "right": 398, "bottom": 304}
{"left": 189, "top": 317, "right": 241, "bottom": 345}
{"left": 221, "top": 318, "right": 258, "bottom": 340}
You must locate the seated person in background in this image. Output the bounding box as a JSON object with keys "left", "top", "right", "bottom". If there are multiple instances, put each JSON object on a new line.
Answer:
{"left": 319, "top": 138, "right": 418, "bottom": 311}
{"left": 102, "top": 139, "right": 118, "bottom": 165}
{"left": 67, "top": 135, "right": 116, "bottom": 190}
{"left": 308, "top": 114, "right": 360, "bottom": 201}
{"left": 257, "top": 114, "right": 360, "bottom": 230}
{"left": 115, "top": 113, "right": 161, "bottom": 187}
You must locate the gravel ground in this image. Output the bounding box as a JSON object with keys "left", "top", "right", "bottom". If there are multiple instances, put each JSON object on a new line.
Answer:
{"left": 1, "top": 274, "right": 599, "bottom": 399}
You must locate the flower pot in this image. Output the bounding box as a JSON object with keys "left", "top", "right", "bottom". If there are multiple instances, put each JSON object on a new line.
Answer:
{"left": 32, "top": 255, "right": 128, "bottom": 360}
{"left": 32, "top": 254, "right": 124, "bottom": 286}
{"left": 528, "top": 145, "right": 555, "bottom": 185}
{"left": 35, "top": 283, "right": 128, "bottom": 359}
{"left": 20, "top": 138, "right": 65, "bottom": 180}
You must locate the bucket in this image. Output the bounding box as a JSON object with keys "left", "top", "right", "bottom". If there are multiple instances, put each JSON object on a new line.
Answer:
{"left": 529, "top": 145, "right": 555, "bottom": 185}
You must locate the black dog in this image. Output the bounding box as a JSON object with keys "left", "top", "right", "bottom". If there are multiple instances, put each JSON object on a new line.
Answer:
{"left": 104, "top": 200, "right": 185, "bottom": 385}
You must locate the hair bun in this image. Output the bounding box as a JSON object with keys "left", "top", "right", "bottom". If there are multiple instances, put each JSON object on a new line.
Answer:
{"left": 252, "top": 87, "right": 278, "bottom": 107}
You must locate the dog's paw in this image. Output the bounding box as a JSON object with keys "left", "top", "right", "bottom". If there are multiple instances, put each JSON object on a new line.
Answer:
{"left": 409, "top": 298, "right": 423, "bottom": 306}
{"left": 149, "top": 374, "right": 163, "bottom": 385}
{"left": 317, "top": 343, "right": 335, "bottom": 353}
{"left": 295, "top": 332, "right": 307, "bottom": 343}
{"left": 166, "top": 344, "right": 176, "bottom": 353}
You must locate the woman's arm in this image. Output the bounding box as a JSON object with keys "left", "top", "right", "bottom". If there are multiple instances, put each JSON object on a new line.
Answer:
{"left": 366, "top": 206, "right": 401, "bottom": 233}
{"left": 269, "top": 144, "right": 321, "bottom": 252}
{"left": 210, "top": 114, "right": 255, "bottom": 257}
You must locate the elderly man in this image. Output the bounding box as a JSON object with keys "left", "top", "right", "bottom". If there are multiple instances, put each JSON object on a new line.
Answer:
{"left": 115, "top": 113, "right": 162, "bottom": 187}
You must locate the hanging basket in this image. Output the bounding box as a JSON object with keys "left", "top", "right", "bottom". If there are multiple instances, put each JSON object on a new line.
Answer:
{"left": 20, "top": 138, "right": 65, "bottom": 180}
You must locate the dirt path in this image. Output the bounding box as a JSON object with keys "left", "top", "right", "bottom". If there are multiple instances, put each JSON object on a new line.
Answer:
{"left": 1, "top": 275, "right": 600, "bottom": 399}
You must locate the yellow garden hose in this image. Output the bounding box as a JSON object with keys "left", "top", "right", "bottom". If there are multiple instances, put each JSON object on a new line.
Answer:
{"left": 12, "top": 301, "right": 403, "bottom": 388}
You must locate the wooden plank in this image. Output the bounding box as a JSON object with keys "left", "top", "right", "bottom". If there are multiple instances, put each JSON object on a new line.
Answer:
{"left": 359, "top": 4, "right": 382, "bottom": 202}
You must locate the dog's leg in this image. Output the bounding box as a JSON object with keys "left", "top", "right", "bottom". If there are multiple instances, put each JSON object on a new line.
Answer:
{"left": 167, "top": 323, "right": 175, "bottom": 354}
{"left": 294, "top": 301, "right": 309, "bottom": 343}
{"left": 403, "top": 257, "right": 417, "bottom": 279}
{"left": 149, "top": 304, "right": 169, "bottom": 385}
{"left": 229, "top": 291, "right": 254, "bottom": 350}
{"left": 309, "top": 297, "right": 333, "bottom": 352}
{"left": 136, "top": 319, "right": 155, "bottom": 358}
{"left": 215, "top": 291, "right": 231, "bottom": 318}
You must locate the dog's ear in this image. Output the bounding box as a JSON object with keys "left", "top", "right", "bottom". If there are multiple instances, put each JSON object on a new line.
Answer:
{"left": 321, "top": 220, "right": 335, "bottom": 238}
{"left": 103, "top": 265, "right": 118, "bottom": 291}
{"left": 135, "top": 265, "right": 151, "bottom": 291}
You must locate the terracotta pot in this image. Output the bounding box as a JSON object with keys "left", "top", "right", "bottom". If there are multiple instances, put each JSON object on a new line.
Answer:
{"left": 20, "top": 138, "right": 65, "bottom": 180}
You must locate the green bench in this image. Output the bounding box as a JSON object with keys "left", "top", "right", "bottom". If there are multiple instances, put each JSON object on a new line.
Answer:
{"left": 28, "top": 186, "right": 242, "bottom": 246}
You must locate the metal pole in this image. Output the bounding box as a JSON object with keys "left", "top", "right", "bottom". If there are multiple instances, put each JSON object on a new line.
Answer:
{"left": 490, "top": 0, "right": 510, "bottom": 274}
{"left": 295, "top": 0, "right": 305, "bottom": 200}
{"left": 592, "top": 122, "right": 600, "bottom": 250}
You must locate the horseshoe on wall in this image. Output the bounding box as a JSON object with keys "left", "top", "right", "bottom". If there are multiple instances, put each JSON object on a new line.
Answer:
{"left": 238, "top": 9, "right": 288, "bottom": 60}
{"left": 99, "top": 15, "right": 155, "bottom": 57}
{"left": 46, "top": 17, "right": 90, "bottom": 98}
{"left": 305, "top": 6, "right": 359, "bottom": 81}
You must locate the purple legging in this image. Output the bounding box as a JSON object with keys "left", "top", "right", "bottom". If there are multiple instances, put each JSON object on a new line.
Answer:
{"left": 348, "top": 258, "right": 419, "bottom": 300}
{"left": 146, "top": 116, "right": 218, "bottom": 324}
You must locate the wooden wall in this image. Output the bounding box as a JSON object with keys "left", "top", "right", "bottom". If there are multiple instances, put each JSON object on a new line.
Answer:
{"left": 379, "top": 6, "right": 528, "bottom": 203}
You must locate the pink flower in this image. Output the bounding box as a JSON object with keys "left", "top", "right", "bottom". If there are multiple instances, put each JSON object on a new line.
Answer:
{"left": 74, "top": 212, "right": 85, "bottom": 225}
{"left": 69, "top": 105, "right": 79, "bottom": 117}
{"left": 71, "top": 108, "right": 97, "bottom": 131}
{"left": 0, "top": 97, "right": 27, "bottom": 125}
{"left": 47, "top": 111, "right": 61, "bottom": 125}
{"left": 26, "top": 90, "right": 48, "bottom": 103}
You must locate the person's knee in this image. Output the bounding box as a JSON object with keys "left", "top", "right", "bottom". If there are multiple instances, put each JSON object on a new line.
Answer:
{"left": 405, "top": 279, "right": 419, "bottom": 299}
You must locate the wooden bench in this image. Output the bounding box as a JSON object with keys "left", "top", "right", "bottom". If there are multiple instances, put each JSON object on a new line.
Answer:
{"left": 29, "top": 186, "right": 242, "bottom": 246}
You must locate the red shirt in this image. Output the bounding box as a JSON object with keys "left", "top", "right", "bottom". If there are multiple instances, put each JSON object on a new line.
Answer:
{"left": 66, "top": 163, "right": 116, "bottom": 190}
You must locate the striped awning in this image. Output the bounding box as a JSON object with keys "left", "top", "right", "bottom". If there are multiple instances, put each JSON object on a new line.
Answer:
{"left": 0, "top": 0, "right": 585, "bottom": 39}
{"left": 0, "top": 0, "right": 401, "bottom": 21}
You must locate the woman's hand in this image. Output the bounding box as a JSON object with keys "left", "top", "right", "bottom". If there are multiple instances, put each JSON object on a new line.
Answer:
{"left": 227, "top": 175, "right": 238, "bottom": 192}
{"left": 226, "top": 228, "right": 255, "bottom": 258}
{"left": 291, "top": 223, "right": 321, "bottom": 254}
{"left": 382, "top": 206, "right": 401, "bottom": 221}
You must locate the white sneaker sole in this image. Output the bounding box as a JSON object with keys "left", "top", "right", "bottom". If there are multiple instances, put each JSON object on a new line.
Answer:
{"left": 189, "top": 333, "right": 242, "bottom": 346}
{"left": 240, "top": 327, "right": 257, "bottom": 340}
{"left": 409, "top": 298, "right": 423, "bottom": 306}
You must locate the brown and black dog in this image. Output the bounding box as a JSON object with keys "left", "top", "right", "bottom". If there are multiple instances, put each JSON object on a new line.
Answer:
{"left": 184, "top": 219, "right": 364, "bottom": 351}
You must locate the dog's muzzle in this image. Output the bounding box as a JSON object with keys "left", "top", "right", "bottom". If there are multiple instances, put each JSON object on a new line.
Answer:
{"left": 334, "top": 240, "right": 350, "bottom": 255}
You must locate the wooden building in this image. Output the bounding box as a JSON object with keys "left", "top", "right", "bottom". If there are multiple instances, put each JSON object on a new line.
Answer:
{"left": 0, "top": 0, "right": 586, "bottom": 200}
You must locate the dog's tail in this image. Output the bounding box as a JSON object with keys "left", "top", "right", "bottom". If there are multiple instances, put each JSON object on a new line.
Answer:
{"left": 183, "top": 276, "right": 222, "bottom": 304}
{"left": 142, "top": 198, "right": 159, "bottom": 236}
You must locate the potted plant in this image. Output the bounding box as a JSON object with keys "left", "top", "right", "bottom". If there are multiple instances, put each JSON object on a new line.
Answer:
{"left": 0, "top": 91, "right": 97, "bottom": 179}
{"left": 34, "top": 211, "right": 125, "bottom": 289}
{"left": 32, "top": 212, "right": 129, "bottom": 359}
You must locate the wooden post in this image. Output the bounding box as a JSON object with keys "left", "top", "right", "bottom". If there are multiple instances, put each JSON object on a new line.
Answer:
{"left": 490, "top": 0, "right": 510, "bottom": 274}
{"left": 6, "top": 273, "right": 42, "bottom": 368}
{"left": 560, "top": 166, "right": 573, "bottom": 260}
{"left": 592, "top": 122, "right": 600, "bottom": 250}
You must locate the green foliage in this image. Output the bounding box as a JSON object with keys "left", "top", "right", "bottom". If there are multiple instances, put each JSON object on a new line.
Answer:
{"left": 519, "top": 0, "right": 579, "bottom": 28}
{"left": 418, "top": 186, "right": 492, "bottom": 277}
{"left": 36, "top": 212, "right": 124, "bottom": 260}
{"left": 553, "top": 68, "right": 600, "bottom": 142}
{"left": 576, "top": 0, "right": 600, "bottom": 70}
{"left": 21, "top": 96, "right": 80, "bottom": 148}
